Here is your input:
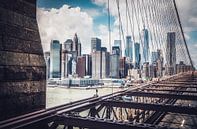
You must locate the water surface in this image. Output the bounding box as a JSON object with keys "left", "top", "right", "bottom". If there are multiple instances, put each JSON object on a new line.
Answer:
{"left": 46, "top": 87, "right": 123, "bottom": 108}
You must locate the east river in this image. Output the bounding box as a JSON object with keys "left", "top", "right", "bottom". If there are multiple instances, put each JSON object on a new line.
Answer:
{"left": 46, "top": 86, "right": 124, "bottom": 108}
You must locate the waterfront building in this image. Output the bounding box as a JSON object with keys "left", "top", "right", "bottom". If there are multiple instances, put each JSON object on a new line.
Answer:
{"left": 50, "top": 40, "right": 61, "bottom": 78}
{"left": 61, "top": 50, "right": 67, "bottom": 78}
{"left": 83, "top": 54, "right": 92, "bottom": 76}
{"left": 101, "top": 50, "right": 110, "bottom": 78}
{"left": 134, "top": 42, "right": 140, "bottom": 69}
{"left": 44, "top": 51, "right": 50, "bottom": 79}
{"left": 91, "top": 37, "right": 101, "bottom": 53}
{"left": 110, "top": 54, "right": 119, "bottom": 78}
{"left": 92, "top": 51, "right": 102, "bottom": 79}
{"left": 142, "top": 27, "right": 149, "bottom": 63}
{"left": 165, "top": 32, "right": 176, "bottom": 75}
{"left": 125, "top": 36, "right": 133, "bottom": 62}
{"left": 119, "top": 57, "right": 126, "bottom": 78}
{"left": 61, "top": 51, "right": 74, "bottom": 78}
{"left": 71, "top": 59, "right": 77, "bottom": 76}
{"left": 129, "top": 69, "right": 141, "bottom": 80}
{"left": 142, "top": 62, "right": 149, "bottom": 80}
{"left": 176, "top": 61, "right": 185, "bottom": 74}
{"left": 67, "top": 54, "right": 73, "bottom": 76}
{"left": 176, "top": 61, "right": 193, "bottom": 74}
{"left": 61, "top": 78, "right": 99, "bottom": 87}
{"left": 76, "top": 56, "right": 86, "bottom": 77}
{"left": 149, "top": 63, "right": 157, "bottom": 78}
{"left": 157, "top": 57, "right": 164, "bottom": 77}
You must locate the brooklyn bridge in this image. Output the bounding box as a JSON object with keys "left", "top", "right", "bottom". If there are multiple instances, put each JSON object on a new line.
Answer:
{"left": 0, "top": 0, "right": 196, "bottom": 129}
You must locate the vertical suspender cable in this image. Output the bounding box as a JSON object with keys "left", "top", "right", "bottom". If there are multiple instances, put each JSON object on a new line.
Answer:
{"left": 108, "top": 0, "right": 111, "bottom": 54}
{"left": 107, "top": 0, "right": 113, "bottom": 96}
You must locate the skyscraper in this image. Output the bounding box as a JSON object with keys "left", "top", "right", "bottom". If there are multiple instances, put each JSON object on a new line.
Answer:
{"left": 151, "top": 51, "right": 159, "bottom": 64}
{"left": 61, "top": 51, "right": 74, "bottom": 78}
{"left": 125, "top": 36, "right": 133, "bottom": 62}
{"left": 149, "top": 63, "right": 157, "bottom": 78}
{"left": 110, "top": 54, "right": 119, "bottom": 78}
{"left": 142, "top": 62, "right": 149, "bottom": 80}
{"left": 91, "top": 37, "right": 101, "bottom": 53}
{"left": 166, "top": 32, "right": 176, "bottom": 75}
{"left": 101, "top": 47, "right": 107, "bottom": 52}
{"left": 44, "top": 51, "right": 50, "bottom": 79}
{"left": 64, "top": 39, "right": 73, "bottom": 52}
{"left": 76, "top": 56, "right": 86, "bottom": 77}
{"left": 50, "top": 40, "right": 61, "bottom": 78}
{"left": 142, "top": 27, "right": 149, "bottom": 63}
{"left": 61, "top": 50, "right": 67, "bottom": 78}
{"left": 114, "top": 40, "right": 122, "bottom": 57}
{"left": 112, "top": 46, "right": 120, "bottom": 55}
{"left": 157, "top": 57, "right": 163, "bottom": 77}
{"left": 67, "top": 54, "right": 73, "bottom": 76}
{"left": 71, "top": 59, "right": 77, "bottom": 76}
{"left": 119, "top": 57, "right": 126, "bottom": 78}
{"left": 92, "top": 51, "right": 102, "bottom": 79}
{"left": 151, "top": 49, "right": 162, "bottom": 64}
{"left": 78, "top": 42, "right": 81, "bottom": 56}
{"left": 101, "top": 50, "right": 110, "bottom": 78}
{"left": 110, "top": 46, "right": 120, "bottom": 78}
{"left": 73, "top": 33, "right": 79, "bottom": 55}
{"left": 134, "top": 42, "right": 140, "bottom": 69}
{"left": 83, "top": 54, "right": 92, "bottom": 76}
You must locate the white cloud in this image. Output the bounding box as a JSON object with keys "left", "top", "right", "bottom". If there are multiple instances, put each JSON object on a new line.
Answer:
{"left": 184, "top": 33, "right": 190, "bottom": 40}
{"left": 83, "top": 8, "right": 102, "bottom": 17}
{"left": 91, "top": 0, "right": 106, "bottom": 6}
{"left": 37, "top": 5, "right": 95, "bottom": 53}
{"left": 189, "top": 18, "right": 197, "bottom": 26}
{"left": 176, "top": 0, "right": 197, "bottom": 31}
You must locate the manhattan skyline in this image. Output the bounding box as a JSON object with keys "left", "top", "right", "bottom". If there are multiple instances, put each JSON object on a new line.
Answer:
{"left": 37, "top": 0, "right": 197, "bottom": 68}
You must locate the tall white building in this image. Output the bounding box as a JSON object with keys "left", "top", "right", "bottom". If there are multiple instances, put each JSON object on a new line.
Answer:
{"left": 61, "top": 51, "right": 72, "bottom": 78}
{"left": 101, "top": 50, "right": 110, "bottom": 78}
{"left": 92, "top": 51, "right": 102, "bottom": 79}
{"left": 72, "top": 59, "right": 77, "bottom": 76}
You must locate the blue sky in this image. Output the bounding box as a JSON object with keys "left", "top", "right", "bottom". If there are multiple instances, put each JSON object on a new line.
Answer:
{"left": 37, "top": 0, "right": 111, "bottom": 31}
{"left": 38, "top": 0, "right": 94, "bottom": 9}
{"left": 37, "top": 0, "right": 197, "bottom": 68}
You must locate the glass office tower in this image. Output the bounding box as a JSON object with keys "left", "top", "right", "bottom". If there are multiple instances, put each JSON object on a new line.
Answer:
{"left": 50, "top": 40, "right": 61, "bottom": 78}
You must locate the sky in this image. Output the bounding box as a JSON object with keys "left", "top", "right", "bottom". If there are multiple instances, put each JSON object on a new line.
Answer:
{"left": 37, "top": 0, "right": 197, "bottom": 68}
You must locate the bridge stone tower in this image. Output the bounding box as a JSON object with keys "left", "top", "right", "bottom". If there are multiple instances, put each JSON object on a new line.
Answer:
{"left": 0, "top": 0, "right": 46, "bottom": 120}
